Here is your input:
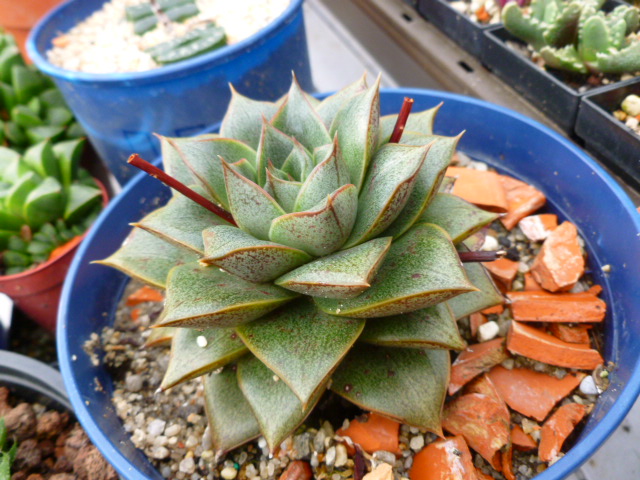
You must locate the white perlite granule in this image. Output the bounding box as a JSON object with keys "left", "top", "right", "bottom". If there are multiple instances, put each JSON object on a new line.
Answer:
{"left": 47, "top": 0, "right": 290, "bottom": 73}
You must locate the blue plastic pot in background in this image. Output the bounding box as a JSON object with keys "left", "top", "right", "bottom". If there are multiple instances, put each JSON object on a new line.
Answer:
{"left": 27, "top": 0, "right": 312, "bottom": 185}
{"left": 58, "top": 89, "right": 640, "bottom": 480}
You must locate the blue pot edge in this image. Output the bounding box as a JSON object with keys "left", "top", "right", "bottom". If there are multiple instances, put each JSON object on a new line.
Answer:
{"left": 26, "top": 0, "right": 305, "bottom": 85}
{"left": 57, "top": 87, "right": 640, "bottom": 480}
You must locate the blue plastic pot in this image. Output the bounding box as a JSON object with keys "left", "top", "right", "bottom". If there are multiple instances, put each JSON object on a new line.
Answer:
{"left": 27, "top": 0, "right": 312, "bottom": 185}
{"left": 58, "top": 89, "right": 640, "bottom": 480}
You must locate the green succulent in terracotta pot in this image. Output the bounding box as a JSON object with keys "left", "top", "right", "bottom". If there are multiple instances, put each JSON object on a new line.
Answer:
{"left": 99, "top": 75, "right": 504, "bottom": 454}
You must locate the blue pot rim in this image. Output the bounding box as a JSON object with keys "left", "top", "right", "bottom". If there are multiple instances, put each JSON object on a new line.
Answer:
{"left": 57, "top": 88, "right": 640, "bottom": 480}
{"left": 27, "top": 0, "right": 304, "bottom": 85}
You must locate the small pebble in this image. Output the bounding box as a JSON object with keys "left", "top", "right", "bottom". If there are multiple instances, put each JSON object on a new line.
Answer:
{"left": 179, "top": 456, "right": 196, "bottom": 474}
{"left": 220, "top": 466, "right": 238, "bottom": 479}
{"left": 197, "top": 335, "right": 208, "bottom": 348}
{"left": 326, "top": 445, "right": 337, "bottom": 467}
{"left": 335, "top": 444, "right": 348, "bottom": 467}
{"left": 580, "top": 375, "right": 601, "bottom": 395}
{"left": 409, "top": 435, "right": 424, "bottom": 452}
{"left": 147, "top": 419, "right": 167, "bottom": 436}
{"left": 373, "top": 450, "right": 397, "bottom": 465}
{"left": 482, "top": 235, "right": 499, "bottom": 251}
{"left": 478, "top": 321, "right": 500, "bottom": 342}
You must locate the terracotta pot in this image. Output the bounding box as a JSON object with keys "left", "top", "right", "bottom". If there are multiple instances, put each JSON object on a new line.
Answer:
{"left": 0, "top": 0, "right": 64, "bottom": 61}
{"left": 0, "top": 179, "right": 108, "bottom": 332}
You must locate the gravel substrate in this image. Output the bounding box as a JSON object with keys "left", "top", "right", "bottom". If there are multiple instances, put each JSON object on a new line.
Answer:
{"left": 83, "top": 155, "right": 609, "bottom": 480}
{"left": 47, "top": 0, "right": 290, "bottom": 73}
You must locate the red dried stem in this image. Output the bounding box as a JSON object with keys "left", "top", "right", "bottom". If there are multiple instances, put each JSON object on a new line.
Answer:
{"left": 459, "top": 250, "right": 507, "bottom": 263}
{"left": 127, "top": 154, "right": 237, "bottom": 226}
{"left": 389, "top": 97, "right": 414, "bottom": 143}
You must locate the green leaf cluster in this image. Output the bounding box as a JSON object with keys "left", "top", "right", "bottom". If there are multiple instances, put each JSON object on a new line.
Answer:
{"left": 503, "top": 0, "right": 640, "bottom": 74}
{"left": 0, "top": 418, "right": 17, "bottom": 480}
{"left": 101, "top": 74, "right": 503, "bottom": 453}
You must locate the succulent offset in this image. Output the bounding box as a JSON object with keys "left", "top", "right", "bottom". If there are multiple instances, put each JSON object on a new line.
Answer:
{"left": 503, "top": 0, "right": 640, "bottom": 74}
{"left": 100, "top": 75, "right": 504, "bottom": 454}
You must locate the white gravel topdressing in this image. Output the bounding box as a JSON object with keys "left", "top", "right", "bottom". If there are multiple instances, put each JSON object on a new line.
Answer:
{"left": 47, "top": 0, "right": 290, "bottom": 74}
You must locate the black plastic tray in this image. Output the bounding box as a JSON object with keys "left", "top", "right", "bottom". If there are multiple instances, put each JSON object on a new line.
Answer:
{"left": 416, "top": 0, "right": 496, "bottom": 59}
{"left": 576, "top": 78, "right": 640, "bottom": 191}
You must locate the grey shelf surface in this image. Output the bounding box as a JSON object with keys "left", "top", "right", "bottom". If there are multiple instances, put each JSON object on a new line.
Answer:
{"left": 304, "top": 1, "right": 640, "bottom": 479}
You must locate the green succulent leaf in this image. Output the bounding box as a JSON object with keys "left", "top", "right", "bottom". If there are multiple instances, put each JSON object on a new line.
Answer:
{"left": 6, "top": 171, "right": 40, "bottom": 218}
{"left": 161, "top": 328, "right": 248, "bottom": 390}
{"left": 158, "top": 263, "right": 298, "bottom": 328}
{"left": 597, "top": 41, "right": 640, "bottom": 74}
{"left": 329, "top": 76, "right": 380, "bottom": 191}
{"left": 237, "top": 299, "right": 364, "bottom": 406}
{"left": 316, "top": 73, "right": 368, "bottom": 128}
{"left": 447, "top": 244, "right": 503, "bottom": 319}
{"left": 331, "top": 344, "right": 450, "bottom": 434}
{"left": 275, "top": 237, "right": 392, "bottom": 299}
{"left": 23, "top": 177, "right": 64, "bottom": 229}
{"left": 133, "top": 185, "right": 230, "bottom": 255}
{"left": 580, "top": 15, "right": 610, "bottom": 63}
{"left": 316, "top": 223, "right": 476, "bottom": 318}
{"left": 203, "top": 368, "right": 261, "bottom": 455}
{"left": 64, "top": 183, "right": 102, "bottom": 224}
{"left": 223, "top": 162, "right": 286, "bottom": 241}
{"left": 159, "top": 134, "right": 214, "bottom": 188}
{"left": 0, "top": 211, "right": 22, "bottom": 232}
{"left": 24, "top": 140, "right": 60, "bottom": 180}
{"left": 294, "top": 137, "right": 350, "bottom": 212}
{"left": 53, "top": 138, "right": 85, "bottom": 188}
{"left": 540, "top": 45, "right": 588, "bottom": 74}
{"left": 96, "top": 228, "right": 199, "bottom": 288}
{"left": 237, "top": 356, "right": 323, "bottom": 450}
{"left": 344, "top": 144, "right": 429, "bottom": 248}
{"left": 502, "top": 3, "right": 546, "bottom": 51}
{"left": 383, "top": 134, "right": 461, "bottom": 238}
{"left": 379, "top": 103, "right": 442, "bottom": 145}
{"left": 201, "top": 225, "right": 312, "bottom": 283}
{"left": 271, "top": 75, "right": 332, "bottom": 151}
{"left": 229, "top": 158, "right": 257, "bottom": 183}
{"left": 419, "top": 193, "right": 499, "bottom": 244}
{"left": 269, "top": 184, "right": 358, "bottom": 256}
{"left": 542, "top": 2, "right": 582, "bottom": 47}
{"left": 145, "top": 326, "right": 175, "bottom": 347}
{"left": 359, "top": 303, "right": 466, "bottom": 350}
{"left": 255, "top": 122, "right": 305, "bottom": 186}
{"left": 280, "top": 140, "right": 314, "bottom": 182}
{"left": 265, "top": 169, "right": 301, "bottom": 213}
{"left": 219, "top": 86, "right": 279, "bottom": 149}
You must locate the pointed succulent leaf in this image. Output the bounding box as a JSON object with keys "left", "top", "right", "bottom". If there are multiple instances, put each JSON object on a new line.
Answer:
{"left": 359, "top": 303, "right": 466, "bottom": 350}
{"left": 53, "top": 138, "right": 85, "bottom": 188}
{"left": 316, "top": 223, "right": 477, "bottom": 318}
{"left": 275, "top": 237, "right": 391, "bottom": 299}
{"left": 237, "top": 356, "right": 323, "bottom": 450}
{"left": 223, "top": 162, "right": 286, "bottom": 240}
{"left": 161, "top": 328, "right": 248, "bottom": 390}
{"left": 201, "top": 225, "right": 312, "bottom": 283}
{"left": 344, "top": 144, "right": 428, "bottom": 248}
{"left": 269, "top": 184, "right": 358, "bottom": 256}
{"left": 229, "top": 158, "right": 257, "bottom": 183}
{"left": 24, "top": 140, "right": 60, "bottom": 181}
{"left": 316, "top": 73, "right": 368, "bottom": 128}
{"left": 542, "top": 2, "right": 581, "bottom": 47}
{"left": 64, "top": 183, "right": 102, "bottom": 224}
{"left": 383, "top": 135, "right": 461, "bottom": 238}
{"left": 237, "top": 299, "right": 364, "bottom": 406}
{"left": 255, "top": 121, "right": 305, "bottom": 186}
{"left": 502, "top": 3, "right": 546, "bottom": 50}
{"left": 157, "top": 263, "right": 297, "bottom": 328}
{"left": 145, "top": 326, "right": 175, "bottom": 347}
{"left": 203, "top": 368, "right": 261, "bottom": 454}
{"left": 220, "top": 86, "right": 279, "bottom": 149}
{"left": 159, "top": 134, "right": 215, "bottom": 189}
{"left": 419, "top": 193, "right": 499, "bottom": 244}
{"left": 540, "top": 46, "right": 588, "bottom": 74}
{"left": 447, "top": 244, "right": 503, "bottom": 319}
{"left": 23, "top": 177, "right": 64, "bottom": 229}
{"left": 294, "top": 137, "right": 350, "bottom": 212}
{"left": 597, "top": 41, "right": 640, "bottom": 74}
{"left": 329, "top": 77, "right": 380, "bottom": 190}
{"left": 379, "top": 103, "right": 442, "bottom": 145}
{"left": 6, "top": 171, "right": 39, "bottom": 218}
{"left": 96, "top": 228, "right": 199, "bottom": 288}
{"left": 280, "top": 141, "right": 314, "bottom": 182}
{"left": 271, "top": 76, "right": 332, "bottom": 151}
{"left": 134, "top": 185, "right": 230, "bottom": 254}
{"left": 265, "top": 170, "right": 302, "bottom": 213}
{"left": 331, "top": 344, "right": 450, "bottom": 434}
{"left": 580, "top": 16, "right": 610, "bottom": 63}
{"left": 175, "top": 137, "right": 258, "bottom": 209}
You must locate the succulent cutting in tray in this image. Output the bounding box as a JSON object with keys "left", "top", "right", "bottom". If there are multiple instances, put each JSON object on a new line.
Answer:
{"left": 99, "top": 74, "right": 505, "bottom": 454}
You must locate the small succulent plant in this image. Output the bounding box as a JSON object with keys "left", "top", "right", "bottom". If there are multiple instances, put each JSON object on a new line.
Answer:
{"left": 503, "top": 0, "right": 640, "bottom": 74}
{"left": 100, "top": 75, "right": 503, "bottom": 454}
{"left": 0, "top": 418, "right": 17, "bottom": 480}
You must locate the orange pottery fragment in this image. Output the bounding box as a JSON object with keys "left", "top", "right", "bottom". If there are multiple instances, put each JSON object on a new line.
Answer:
{"left": 487, "top": 366, "right": 585, "bottom": 421}
{"left": 530, "top": 221, "right": 584, "bottom": 292}
{"left": 410, "top": 436, "right": 478, "bottom": 480}
{"left": 466, "top": 374, "right": 504, "bottom": 404}
{"left": 484, "top": 258, "right": 519, "bottom": 290}
{"left": 482, "top": 304, "right": 504, "bottom": 315}
{"left": 475, "top": 5, "right": 491, "bottom": 22}
{"left": 126, "top": 285, "right": 164, "bottom": 306}
{"left": 548, "top": 323, "right": 592, "bottom": 345}
{"left": 586, "top": 284, "right": 603, "bottom": 296}
{"left": 337, "top": 413, "right": 401, "bottom": 456}
{"left": 501, "top": 445, "right": 516, "bottom": 480}
{"left": 131, "top": 308, "right": 141, "bottom": 321}
{"left": 538, "top": 403, "right": 588, "bottom": 463}
{"left": 449, "top": 338, "right": 509, "bottom": 395}
{"left": 443, "top": 391, "right": 510, "bottom": 469}
{"left": 446, "top": 167, "right": 509, "bottom": 213}
{"left": 506, "top": 290, "right": 606, "bottom": 323}
{"left": 469, "top": 312, "right": 487, "bottom": 338}
{"left": 499, "top": 175, "right": 547, "bottom": 230}
{"left": 475, "top": 470, "right": 494, "bottom": 480}
{"left": 279, "top": 460, "right": 313, "bottom": 480}
{"left": 511, "top": 424, "right": 537, "bottom": 451}
{"left": 523, "top": 273, "right": 543, "bottom": 291}
{"left": 507, "top": 321, "right": 603, "bottom": 369}
{"left": 518, "top": 214, "right": 558, "bottom": 242}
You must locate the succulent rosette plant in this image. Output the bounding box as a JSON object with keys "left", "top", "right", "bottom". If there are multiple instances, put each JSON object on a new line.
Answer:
{"left": 99, "top": 75, "right": 504, "bottom": 455}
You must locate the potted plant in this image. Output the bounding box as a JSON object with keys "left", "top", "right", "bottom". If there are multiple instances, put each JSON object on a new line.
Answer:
{"left": 575, "top": 80, "right": 640, "bottom": 191}
{"left": 483, "top": 0, "right": 639, "bottom": 132}
{"left": 27, "top": 0, "right": 313, "bottom": 186}
{"left": 57, "top": 76, "right": 640, "bottom": 479}
{"left": 0, "top": 30, "right": 108, "bottom": 331}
